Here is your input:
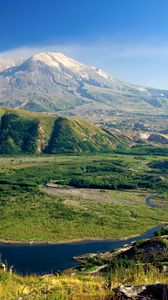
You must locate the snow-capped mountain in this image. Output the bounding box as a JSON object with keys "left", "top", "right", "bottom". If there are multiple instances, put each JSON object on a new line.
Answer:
{"left": 0, "top": 52, "right": 168, "bottom": 115}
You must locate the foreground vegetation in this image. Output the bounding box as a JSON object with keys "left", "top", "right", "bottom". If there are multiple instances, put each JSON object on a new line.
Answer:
{"left": 0, "top": 153, "right": 167, "bottom": 242}
{"left": 0, "top": 263, "right": 167, "bottom": 300}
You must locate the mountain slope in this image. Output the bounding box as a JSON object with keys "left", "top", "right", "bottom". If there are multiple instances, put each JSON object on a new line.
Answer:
{"left": 0, "top": 52, "right": 168, "bottom": 115}
{"left": 0, "top": 108, "right": 130, "bottom": 154}
{"left": 47, "top": 116, "right": 129, "bottom": 153}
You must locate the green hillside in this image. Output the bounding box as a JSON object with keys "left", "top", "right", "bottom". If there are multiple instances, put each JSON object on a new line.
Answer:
{"left": 0, "top": 107, "right": 129, "bottom": 154}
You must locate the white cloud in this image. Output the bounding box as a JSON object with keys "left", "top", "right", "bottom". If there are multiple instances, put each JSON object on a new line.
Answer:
{"left": 1, "top": 41, "right": 168, "bottom": 62}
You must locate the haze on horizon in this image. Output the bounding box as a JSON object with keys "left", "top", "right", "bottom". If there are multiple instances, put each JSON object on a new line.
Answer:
{"left": 1, "top": 0, "right": 168, "bottom": 89}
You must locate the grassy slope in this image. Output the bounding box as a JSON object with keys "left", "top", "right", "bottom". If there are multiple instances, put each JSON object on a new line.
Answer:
{"left": 0, "top": 107, "right": 129, "bottom": 154}
{"left": 47, "top": 116, "right": 128, "bottom": 153}
{"left": 0, "top": 265, "right": 167, "bottom": 300}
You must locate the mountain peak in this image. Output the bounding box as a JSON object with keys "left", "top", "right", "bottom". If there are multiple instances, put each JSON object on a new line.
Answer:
{"left": 29, "top": 51, "right": 112, "bottom": 81}
{"left": 31, "top": 52, "right": 83, "bottom": 71}
{"left": 0, "top": 51, "right": 167, "bottom": 115}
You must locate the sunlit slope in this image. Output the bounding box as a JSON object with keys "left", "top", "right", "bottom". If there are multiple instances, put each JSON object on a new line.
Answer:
{"left": 0, "top": 107, "right": 129, "bottom": 154}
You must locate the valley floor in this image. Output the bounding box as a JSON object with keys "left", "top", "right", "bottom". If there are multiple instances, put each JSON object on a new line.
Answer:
{"left": 0, "top": 153, "right": 167, "bottom": 242}
{"left": 0, "top": 154, "right": 168, "bottom": 299}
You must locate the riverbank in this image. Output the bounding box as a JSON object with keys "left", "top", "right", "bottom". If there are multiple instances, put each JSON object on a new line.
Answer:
{"left": 0, "top": 235, "right": 139, "bottom": 246}
{"left": 0, "top": 224, "right": 167, "bottom": 246}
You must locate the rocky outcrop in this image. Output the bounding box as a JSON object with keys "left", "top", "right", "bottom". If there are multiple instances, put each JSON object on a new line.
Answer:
{"left": 112, "top": 284, "right": 168, "bottom": 300}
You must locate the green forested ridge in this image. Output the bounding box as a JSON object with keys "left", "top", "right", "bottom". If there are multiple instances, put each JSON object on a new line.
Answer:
{"left": 0, "top": 108, "right": 129, "bottom": 154}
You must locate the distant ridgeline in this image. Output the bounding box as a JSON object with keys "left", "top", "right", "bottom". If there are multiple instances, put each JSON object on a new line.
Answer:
{"left": 0, "top": 107, "right": 129, "bottom": 154}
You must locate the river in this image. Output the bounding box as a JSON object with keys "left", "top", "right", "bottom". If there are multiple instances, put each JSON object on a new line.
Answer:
{"left": 0, "top": 225, "right": 164, "bottom": 275}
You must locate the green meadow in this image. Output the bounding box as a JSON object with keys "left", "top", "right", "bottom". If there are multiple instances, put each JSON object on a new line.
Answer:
{"left": 0, "top": 153, "right": 167, "bottom": 242}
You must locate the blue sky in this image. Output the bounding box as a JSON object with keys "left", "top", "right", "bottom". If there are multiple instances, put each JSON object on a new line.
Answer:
{"left": 1, "top": 0, "right": 168, "bottom": 89}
